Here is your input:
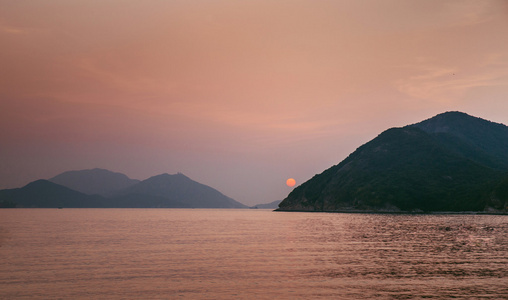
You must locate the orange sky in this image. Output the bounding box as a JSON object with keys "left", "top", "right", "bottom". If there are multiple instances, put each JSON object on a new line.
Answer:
{"left": 1, "top": 0, "right": 508, "bottom": 205}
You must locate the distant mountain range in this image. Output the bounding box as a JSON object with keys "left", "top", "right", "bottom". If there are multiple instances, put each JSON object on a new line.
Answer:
{"left": 278, "top": 112, "right": 508, "bottom": 213}
{"left": 250, "top": 200, "right": 282, "bottom": 209}
{"left": 0, "top": 170, "right": 247, "bottom": 208}
{"left": 49, "top": 168, "right": 140, "bottom": 196}
{"left": 0, "top": 180, "right": 105, "bottom": 208}
{"left": 108, "top": 173, "right": 245, "bottom": 208}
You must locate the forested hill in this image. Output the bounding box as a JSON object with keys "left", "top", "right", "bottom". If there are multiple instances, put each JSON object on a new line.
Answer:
{"left": 277, "top": 112, "right": 508, "bottom": 213}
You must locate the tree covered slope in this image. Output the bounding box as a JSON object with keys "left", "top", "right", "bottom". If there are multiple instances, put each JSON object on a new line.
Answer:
{"left": 278, "top": 112, "right": 508, "bottom": 213}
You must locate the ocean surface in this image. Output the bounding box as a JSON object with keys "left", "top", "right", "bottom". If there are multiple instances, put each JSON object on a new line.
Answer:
{"left": 0, "top": 209, "right": 507, "bottom": 299}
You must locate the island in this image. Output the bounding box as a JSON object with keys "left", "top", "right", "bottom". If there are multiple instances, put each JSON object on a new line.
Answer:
{"left": 277, "top": 112, "right": 508, "bottom": 214}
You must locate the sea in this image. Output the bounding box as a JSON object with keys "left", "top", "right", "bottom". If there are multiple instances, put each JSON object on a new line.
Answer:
{"left": 0, "top": 209, "right": 506, "bottom": 299}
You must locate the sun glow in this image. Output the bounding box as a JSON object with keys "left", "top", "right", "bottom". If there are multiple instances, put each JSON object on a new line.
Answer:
{"left": 286, "top": 178, "right": 296, "bottom": 187}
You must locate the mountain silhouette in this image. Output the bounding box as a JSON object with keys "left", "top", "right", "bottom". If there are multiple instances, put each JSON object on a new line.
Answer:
{"left": 278, "top": 112, "right": 508, "bottom": 213}
{"left": 111, "top": 173, "right": 247, "bottom": 208}
{"left": 0, "top": 180, "right": 105, "bottom": 208}
{"left": 49, "top": 168, "right": 140, "bottom": 196}
{"left": 1, "top": 171, "right": 246, "bottom": 208}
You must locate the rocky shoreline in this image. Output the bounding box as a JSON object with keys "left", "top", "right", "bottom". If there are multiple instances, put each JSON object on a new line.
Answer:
{"left": 274, "top": 208, "right": 508, "bottom": 215}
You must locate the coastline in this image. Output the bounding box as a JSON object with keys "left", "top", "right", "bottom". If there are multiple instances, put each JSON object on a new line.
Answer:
{"left": 274, "top": 209, "right": 508, "bottom": 215}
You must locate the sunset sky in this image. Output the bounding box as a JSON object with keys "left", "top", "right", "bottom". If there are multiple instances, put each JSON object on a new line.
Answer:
{"left": 1, "top": 0, "right": 508, "bottom": 205}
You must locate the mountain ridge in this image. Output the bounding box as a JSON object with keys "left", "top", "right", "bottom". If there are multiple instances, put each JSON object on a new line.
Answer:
{"left": 278, "top": 112, "right": 508, "bottom": 213}
{"left": 111, "top": 173, "right": 247, "bottom": 208}
{"left": 49, "top": 168, "right": 140, "bottom": 196}
{"left": 1, "top": 171, "right": 246, "bottom": 208}
{"left": 0, "top": 180, "right": 105, "bottom": 208}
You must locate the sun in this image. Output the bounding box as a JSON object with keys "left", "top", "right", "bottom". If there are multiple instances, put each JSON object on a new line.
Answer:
{"left": 286, "top": 178, "right": 296, "bottom": 187}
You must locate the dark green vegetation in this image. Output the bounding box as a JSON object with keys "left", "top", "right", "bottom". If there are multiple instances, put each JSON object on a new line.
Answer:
{"left": 0, "top": 199, "right": 17, "bottom": 208}
{"left": 0, "top": 171, "right": 246, "bottom": 208}
{"left": 278, "top": 112, "right": 508, "bottom": 213}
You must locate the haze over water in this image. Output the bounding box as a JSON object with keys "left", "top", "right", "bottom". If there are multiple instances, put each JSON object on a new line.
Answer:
{"left": 1, "top": 209, "right": 506, "bottom": 299}
{"left": 2, "top": 1, "right": 508, "bottom": 206}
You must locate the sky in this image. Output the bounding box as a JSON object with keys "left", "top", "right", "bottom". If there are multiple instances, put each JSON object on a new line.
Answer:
{"left": 1, "top": 0, "right": 508, "bottom": 206}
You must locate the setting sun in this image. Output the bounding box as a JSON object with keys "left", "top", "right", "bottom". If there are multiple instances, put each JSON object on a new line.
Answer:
{"left": 286, "top": 178, "right": 296, "bottom": 187}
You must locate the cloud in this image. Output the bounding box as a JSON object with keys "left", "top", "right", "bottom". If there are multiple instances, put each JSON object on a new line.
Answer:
{"left": 394, "top": 52, "right": 508, "bottom": 104}
{"left": 1, "top": 0, "right": 508, "bottom": 204}
{"left": 0, "top": 24, "right": 26, "bottom": 34}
